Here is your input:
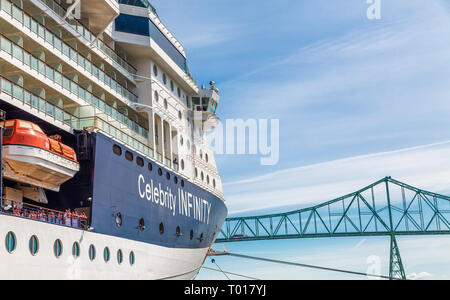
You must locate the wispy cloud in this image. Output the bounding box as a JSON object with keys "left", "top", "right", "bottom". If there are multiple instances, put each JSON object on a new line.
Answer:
{"left": 225, "top": 141, "right": 450, "bottom": 214}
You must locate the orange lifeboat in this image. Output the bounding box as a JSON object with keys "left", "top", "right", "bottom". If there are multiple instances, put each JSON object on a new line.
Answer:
{"left": 1, "top": 119, "right": 80, "bottom": 192}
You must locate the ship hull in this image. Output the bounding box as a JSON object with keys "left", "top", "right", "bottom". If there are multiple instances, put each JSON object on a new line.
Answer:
{"left": 0, "top": 213, "right": 208, "bottom": 280}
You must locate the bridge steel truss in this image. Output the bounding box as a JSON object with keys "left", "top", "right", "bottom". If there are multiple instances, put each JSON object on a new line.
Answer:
{"left": 216, "top": 177, "right": 450, "bottom": 279}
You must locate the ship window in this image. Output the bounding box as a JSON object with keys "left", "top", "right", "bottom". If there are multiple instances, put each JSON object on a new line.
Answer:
{"left": 213, "top": 179, "right": 216, "bottom": 188}
{"left": 195, "top": 168, "right": 198, "bottom": 178}
{"left": 3, "top": 128, "right": 13, "bottom": 137}
{"left": 170, "top": 80, "right": 174, "bottom": 91}
{"left": 5, "top": 231, "right": 16, "bottom": 253}
{"left": 113, "top": 145, "right": 122, "bottom": 156}
{"left": 153, "top": 64, "right": 158, "bottom": 76}
{"left": 205, "top": 154, "right": 209, "bottom": 162}
{"left": 54, "top": 239, "right": 63, "bottom": 258}
{"left": 154, "top": 91, "right": 159, "bottom": 102}
{"left": 201, "top": 172, "right": 204, "bottom": 181}
{"left": 164, "top": 98, "right": 168, "bottom": 110}
{"left": 174, "top": 176, "right": 178, "bottom": 185}
{"left": 117, "top": 249, "right": 123, "bottom": 265}
{"left": 178, "top": 111, "right": 182, "bottom": 120}
{"left": 29, "top": 235, "right": 39, "bottom": 256}
{"left": 176, "top": 226, "right": 181, "bottom": 237}
{"left": 200, "top": 233, "right": 204, "bottom": 243}
{"left": 139, "top": 218, "right": 145, "bottom": 231}
{"left": 158, "top": 168, "right": 162, "bottom": 176}
{"left": 159, "top": 223, "right": 164, "bottom": 235}
{"left": 19, "top": 121, "right": 32, "bottom": 129}
{"left": 72, "top": 242, "right": 80, "bottom": 258}
{"left": 104, "top": 247, "right": 110, "bottom": 263}
{"left": 148, "top": 163, "right": 153, "bottom": 171}
{"left": 31, "top": 124, "right": 44, "bottom": 133}
{"left": 136, "top": 157, "right": 144, "bottom": 167}
{"left": 181, "top": 159, "right": 185, "bottom": 170}
{"left": 166, "top": 172, "right": 170, "bottom": 180}
{"left": 163, "top": 73, "right": 167, "bottom": 85}
{"left": 190, "top": 230, "right": 194, "bottom": 240}
{"left": 129, "top": 251, "right": 135, "bottom": 266}
{"left": 207, "top": 175, "right": 210, "bottom": 185}
{"left": 180, "top": 136, "right": 184, "bottom": 146}
{"left": 125, "top": 151, "right": 133, "bottom": 162}
{"left": 181, "top": 180, "right": 185, "bottom": 187}
{"left": 177, "top": 87, "right": 181, "bottom": 97}
{"left": 4, "top": 120, "right": 15, "bottom": 127}
{"left": 89, "top": 245, "right": 96, "bottom": 261}
{"left": 116, "top": 213, "right": 123, "bottom": 228}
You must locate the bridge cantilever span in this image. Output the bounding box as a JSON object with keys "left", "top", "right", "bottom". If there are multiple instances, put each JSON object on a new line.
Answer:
{"left": 215, "top": 177, "right": 450, "bottom": 279}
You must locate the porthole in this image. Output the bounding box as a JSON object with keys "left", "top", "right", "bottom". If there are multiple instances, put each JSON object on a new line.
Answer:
{"left": 139, "top": 218, "right": 146, "bottom": 231}
{"left": 113, "top": 144, "right": 122, "bottom": 156}
{"left": 29, "top": 235, "right": 39, "bottom": 256}
{"left": 163, "top": 73, "right": 167, "bottom": 85}
{"left": 181, "top": 159, "right": 185, "bottom": 170}
{"left": 5, "top": 231, "right": 16, "bottom": 253}
{"left": 176, "top": 226, "right": 181, "bottom": 237}
{"left": 190, "top": 230, "right": 194, "bottom": 240}
{"left": 174, "top": 176, "right": 178, "bottom": 185}
{"left": 115, "top": 213, "right": 123, "bottom": 228}
{"left": 136, "top": 157, "right": 144, "bottom": 167}
{"left": 159, "top": 223, "right": 164, "bottom": 235}
{"left": 158, "top": 168, "right": 162, "bottom": 176}
{"left": 72, "top": 242, "right": 80, "bottom": 259}
{"left": 148, "top": 162, "right": 153, "bottom": 171}
{"left": 89, "top": 244, "right": 96, "bottom": 261}
{"left": 153, "top": 64, "right": 158, "bottom": 76}
{"left": 180, "top": 136, "right": 184, "bottom": 146}
{"left": 104, "top": 247, "right": 110, "bottom": 263}
{"left": 129, "top": 251, "right": 135, "bottom": 266}
{"left": 117, "top": 249, "right": 123, "bottom": 265}
{"left": 125, "top": 151, "right": 133, "bottom": 162}
{"left": 181, "top": 180, "right": 185, "bottom": 187}
{"left": 164, "top": 98, "right": 168, "bottom": 110}
{"left": 154, "top": 91, "right": 159, "bottom": 102}
{"left": 166, "top": 172, "right": 170, "bottom": 180}
{"left": 54, "top": 239, "right": 63, "bottom": 258}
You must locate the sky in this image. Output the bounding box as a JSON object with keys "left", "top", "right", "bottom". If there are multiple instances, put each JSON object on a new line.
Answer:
{"left": 151, "top": 0, "right": 450, "bottom": 279}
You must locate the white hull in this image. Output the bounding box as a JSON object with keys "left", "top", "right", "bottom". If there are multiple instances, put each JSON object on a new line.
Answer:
{"left": 2, "top": 145, "right": 80, "bottom": 192}
{"left": 0, "top": 214, "right": 208, "bottom": 280}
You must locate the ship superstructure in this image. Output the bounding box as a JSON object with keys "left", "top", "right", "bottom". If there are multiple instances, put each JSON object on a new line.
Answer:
{"left": 0, "top": 0, "right": 227, "bottom": 280}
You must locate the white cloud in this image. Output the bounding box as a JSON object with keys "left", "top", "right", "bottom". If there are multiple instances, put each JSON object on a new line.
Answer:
{"left": 224, "top": 141, "right": 450, "bottom": 214}
{"left": 407, "top": 272, "right": 432, "bottom": 280}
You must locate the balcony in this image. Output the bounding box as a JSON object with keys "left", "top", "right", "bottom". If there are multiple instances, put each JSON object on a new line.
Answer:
{"left": 79, "top": 0, "right": 120, "bottom": 35}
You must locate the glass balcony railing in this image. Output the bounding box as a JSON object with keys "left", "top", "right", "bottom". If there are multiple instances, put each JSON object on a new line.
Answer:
{"left": 0, "top": 0, "right": 138, "bottom": 104}
{"left": 0, "top": 33, "right": 148, "bottom": 140}
{"left": 0, "top": 75, "right": 77, "bottom": 127}
{"left": 37, "top": 0, "right": 138, "bottom": 75}
{"left": 77, "top": 117, "right": 155, "bottom": 159}
{"left": 0, "top": 75, "right": 157, "bottom": 165}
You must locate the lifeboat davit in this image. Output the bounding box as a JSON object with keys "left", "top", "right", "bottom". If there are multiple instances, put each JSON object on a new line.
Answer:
{"left": 1, "top": 119, "right": 80, "bottom": 192}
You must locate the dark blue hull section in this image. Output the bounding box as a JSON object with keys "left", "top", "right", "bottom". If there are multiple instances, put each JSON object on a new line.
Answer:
{"left": 89, "top": 132, "right": 228, "bottom": 249}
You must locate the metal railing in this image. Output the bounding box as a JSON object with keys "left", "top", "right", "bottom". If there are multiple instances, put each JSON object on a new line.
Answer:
{"left": 0, "top": 0, "right": 138, "bottom": 104}
{"left": 38, "top": 0, "right": 138, "bottom": 75}
{"left": 0, "top": 32, "right": 148, "bottom": 140}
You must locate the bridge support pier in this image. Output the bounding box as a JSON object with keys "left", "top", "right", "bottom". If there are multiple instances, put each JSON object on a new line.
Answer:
{"left": 389, "top": 235, "right": 406, "bottom": 280}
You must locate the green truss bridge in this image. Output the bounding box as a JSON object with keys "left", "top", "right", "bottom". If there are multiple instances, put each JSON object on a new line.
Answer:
{"left": 215, "top": 177, "right": 450, "bottom": 279}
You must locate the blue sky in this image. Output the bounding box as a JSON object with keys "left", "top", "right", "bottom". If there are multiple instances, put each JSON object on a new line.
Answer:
{"left": 152, "top": 0, "right": 450, "bottom": 279}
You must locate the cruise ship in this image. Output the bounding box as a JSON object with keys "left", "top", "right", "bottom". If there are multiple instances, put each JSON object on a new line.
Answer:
{"left": 0, "top": 0, "right": 227, "bottom": 279}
